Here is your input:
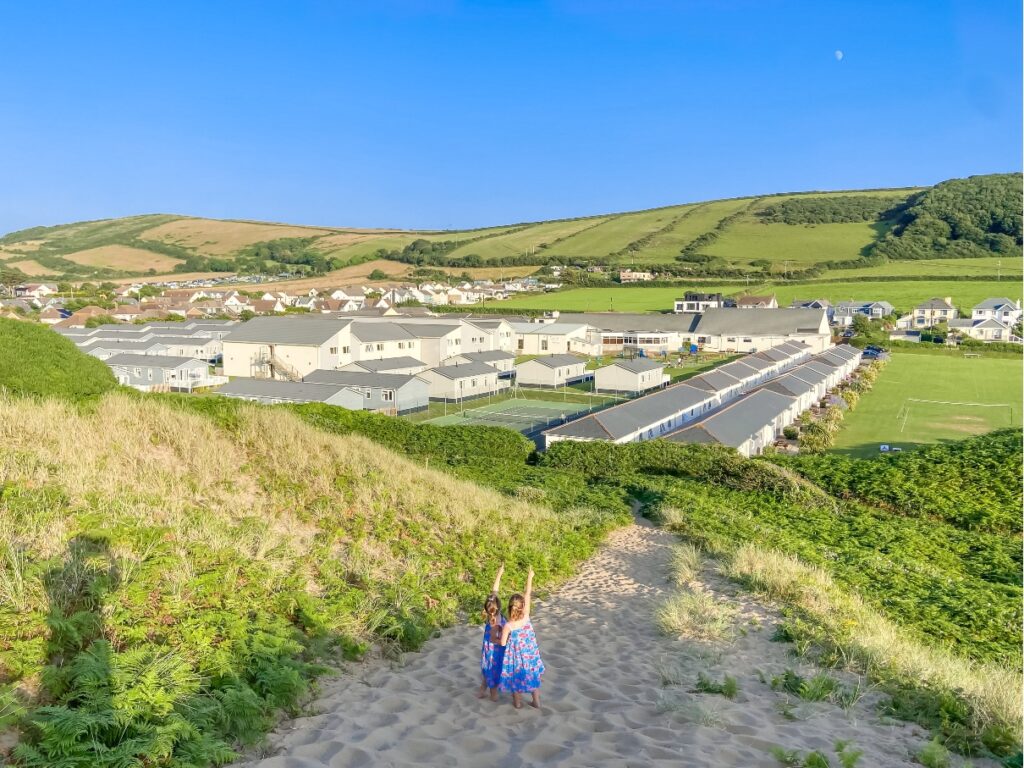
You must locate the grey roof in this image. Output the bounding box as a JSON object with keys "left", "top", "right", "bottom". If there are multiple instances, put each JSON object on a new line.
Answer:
{"left": 105, "top": 354, "right": 206, "bottom": 369}
{"left": 556, "top": 312, "right": 702, "bottom": 333}
{"left": 350, "top": 322, "right": 418, "bottom": 342}
{"left": 972, "top": 298, "right": 1020, "bottom": 310}
{"left": 225, "top": 316, "right": 351, "bottom": 344}
{"left": 790, "top": 299, "right": 831, "bottom": 308}
{"left": 827, "top": 345, "right": 862, "bottom": 361}
{"left": 453, "top": 350, "right": 516, "bottom": 363}
{"left": 544, "top": 382, "right": 715, "bottom": 441}
{"left": 426, "top": 361, "right": 500, "bottom": 380}
{"left": 715, "top": 360, "right": 761, "bottom": 381}
{"left": 694, "top": 308, "right": 826, "bottom": 336}
{"left": 737, "top": 355, "right": 774, "bottom": 372}
{"left": 685, "top": 370, "right": 742, "bottom": 392}
{"left": 787, "top": 365, "right": 830, "bottom": 388}
{"left": 142, "top": 335, "right": 219, "bottom": 347}
{"left": 398, "top": 322, "right": 462, "bottom": 338}
{"left": 509, "top": 321, "right": 593, "bottom": 335}
{"left": 761, "top": 375, "right": 816, "bottom": 398}
{"left": 303, "top": 369, "right": 421, "bottom": 389}
{"left": 603, "top": 357, "right": 664, "bottom": 373}
{"left": 916, "top": 297, "right": 956, "bottom": 310}
{"left": 218, "top": 378, "right": 349, "bottom": 403}
{"left": 666, "top": 389, "right": 795, "bottom": 448}
{"left": 836, "top": 300, "right": 895, "bottom": 312}
{"left": 88, "top": 341, "right": 169, "bottom": 352}
{"left": 91, "top": 324, "right": 149, "bottom": 333}
{"left": 520, "top": 354, "right": 587, "bottom": 369}
{"left": 346, "top": 356, "right": 426, "bottom": 372}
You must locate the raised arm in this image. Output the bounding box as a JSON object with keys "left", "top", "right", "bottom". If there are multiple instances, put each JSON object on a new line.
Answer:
{"left": 524, "top": 566, "right": 534, "bottom": 618}
{"left": 491, "top": 563, "right": 505, "bottom": 595}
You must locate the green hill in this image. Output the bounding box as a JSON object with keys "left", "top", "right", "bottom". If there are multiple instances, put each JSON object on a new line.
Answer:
{"left": 0, "top": 174, "right": 1019, "bottom": 283}
{"left": 0, "top": 318, "right": 116, "bottom": 399}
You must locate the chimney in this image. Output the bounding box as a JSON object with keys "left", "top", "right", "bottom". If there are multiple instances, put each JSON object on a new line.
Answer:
{"left": 943, "top": 297, "right": 952, "bottom": 306}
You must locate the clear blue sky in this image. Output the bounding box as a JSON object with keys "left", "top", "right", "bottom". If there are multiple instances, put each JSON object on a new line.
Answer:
{"left": 1, "top": 1, "right": 1020, "bottom": 235}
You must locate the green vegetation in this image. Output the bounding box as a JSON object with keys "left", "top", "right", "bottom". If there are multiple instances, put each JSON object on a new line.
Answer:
{"left": 829, "top": 353, "right": 1022, "bottom": 456}
{"left": 873, "top": 173, "right": 1022, "bottom": 261}
{"left": 693, "top": 671, "right": 739, "bottom": 699}
{"left": 0, "top": 318, "right": 116, "bottom": 399}
{"left": 758, "top": 195, "right": 902, "bottom": 224}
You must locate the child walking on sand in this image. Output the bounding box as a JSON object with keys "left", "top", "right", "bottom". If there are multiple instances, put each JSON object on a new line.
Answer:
{"left": 478, "top": 563, "right": 506, "bottom": 700}
{"left": 498, "top": 566, "right": 545, "bottom": 710}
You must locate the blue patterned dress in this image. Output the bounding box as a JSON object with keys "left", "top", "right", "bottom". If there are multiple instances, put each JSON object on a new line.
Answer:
{"left": 480, "top": 617, "right": 505, "bottom": 689}
{"left": 498, "top": 621, "right": 545, "bottom": 693}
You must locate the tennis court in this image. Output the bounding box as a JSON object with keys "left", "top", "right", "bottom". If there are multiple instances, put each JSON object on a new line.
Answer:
{"left": 425, "top": 398, "right": 591, "bottom": 434}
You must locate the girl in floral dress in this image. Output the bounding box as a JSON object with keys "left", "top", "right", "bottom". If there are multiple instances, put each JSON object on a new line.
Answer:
{"left": 478, "top": 563, "right": 506, "bottom": 701}
{"left": 498, "top": 566, "right": 545, "bottom": 710}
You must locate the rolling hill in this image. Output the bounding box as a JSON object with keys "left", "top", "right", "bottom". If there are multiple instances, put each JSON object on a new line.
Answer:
{"left": 0, "top": 174, "right": 1019, "bottom": 284}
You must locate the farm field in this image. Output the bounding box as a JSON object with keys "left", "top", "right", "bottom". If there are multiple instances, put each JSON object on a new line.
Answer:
{"left": 703, "top": 220, "right": 888, "bottom": 266}
{"left": 141, "top": 217, "right": 334, "bottom": 254}
{"left": 618, "top": 198, "right": 754, "bottom": 263}
{"left": 821, "top": 256, "right": 1022, "bottom": 279}
{"left": 63, "top": 244, "right": 184, "bottom": 271}
{"left": 499, "top": 279, "right": 1016, "bottom": 313}
{"left": 444, "top": 217, "right": 611, "bottom": 260}
{"left": 832, "top": 352, "right": 1023, "bottom": 457}
{"left": 544, "top": 206, "right": 692, "bottom": 258}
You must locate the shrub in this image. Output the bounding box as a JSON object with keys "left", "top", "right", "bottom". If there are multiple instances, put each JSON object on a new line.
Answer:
{"left": 0, "top": 318, "right": 116, "bottom": 400}
{"left": 783, "top": 425, "right": 799, "bottom": 440}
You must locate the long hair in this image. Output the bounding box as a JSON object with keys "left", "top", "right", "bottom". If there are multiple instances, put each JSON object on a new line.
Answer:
{"left": 507, "top": 593, "right": 525, "bottom": 622}
{"left": 483, "top": 594, "right": 501, "bottom": 632}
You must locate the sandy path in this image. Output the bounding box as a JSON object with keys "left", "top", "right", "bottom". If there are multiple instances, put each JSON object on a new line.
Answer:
{"left": 237, "top": 521, "right": 967, "bottom": 768}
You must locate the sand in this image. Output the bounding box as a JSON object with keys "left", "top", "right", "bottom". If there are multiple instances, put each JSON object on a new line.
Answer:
{"left": 234, "top": 521, "right": 986, "bottom": 768}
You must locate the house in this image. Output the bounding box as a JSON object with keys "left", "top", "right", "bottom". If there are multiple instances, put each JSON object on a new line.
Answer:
{"left": 948, "top": 318, "right": 1021, "bottom": 343}
{"left": 971, "top": 298, "right": 1022, "bottom": 326}
{"left": 833, "top": 301, "right": 896, "bottom": 326}
{"left": 84, "top": 340, "right": 171, "bottom": 360}
{"left": 218, "top": 378, "right": 366, "bottom": 408}
{"left": 303, "top": 369, "right": 430, "bottom": 414}
{"left": 339, "top": 356, "right": 428, "bottom": 376}
{"left": 618, "top": 269, "right": 655, "bottom": 284}
{"left": 141, "top": 335, "right": 223, "bottom": 361}
{"left": 418, "top": 361, "right": 502, "bottom": 401}
{"left": 444, "top": 350, "right": 517, "bottom": 375}
{"left": 593, "top": 357, "right": 667, "bottom": 395}
{"left": 509, "top": 321, "right": 602, "bottom": 356}
{"left": 15, "top": 283, "right": 58, "bottom": 298}
{"left": 673, "top": 292, "right": 726, "bottom": 313}
{"left": 690, "top": 309, "right": 830, "bottom": 353}
{"left": 105, "top": 354, "right": 226, "bottom": 392}
{"left": 249, "top": 298, "right": 287, "bottom": 315}
{"left": 665, "top": 389, "right": 798, "bottom": 458}
{"left": 913, "top": 297, "right": 957, "bottom": 328}
{"left": 222, "top": 316, "right": 352, "bottom": 380}
{"left": 515, "top": 354, "right": 590, "bottom": 388}
{"left": 737, "top": 294, "right": 778, "bottom": 310}
{"left": 38, "top": 307, "right": 67, "bottom": 325}
{"left": 350, "top": 322, "right": 423, "bottom": 365}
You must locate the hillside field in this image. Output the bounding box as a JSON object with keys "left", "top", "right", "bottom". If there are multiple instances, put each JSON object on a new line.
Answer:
{"left": 832, "top": 353, "right": 1023, "bottom": 457}
{"left": 497, "top": 279, "right": 1018, "bottom": 314}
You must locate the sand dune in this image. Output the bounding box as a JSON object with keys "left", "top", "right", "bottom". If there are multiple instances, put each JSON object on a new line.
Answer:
{"left": 235, "top": 521, "right": 984, "bottom": 768}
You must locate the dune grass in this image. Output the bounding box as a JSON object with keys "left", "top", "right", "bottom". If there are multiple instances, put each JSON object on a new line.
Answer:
{"left": 0, "top": 392, "right": 622, "bottom": 766}
{"left": 656, "top": 591, "right": 737, "bottom": 643}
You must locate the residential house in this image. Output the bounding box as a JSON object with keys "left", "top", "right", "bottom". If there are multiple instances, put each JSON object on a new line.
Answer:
{"left": 418, "top": 361, "right": 502, "bottom": 401}
{"left": 509, "top": 321, "right": 602, "bottom": 356}
{"left": 515, "top": 354, "right": 590, "bottom": 388}
{"left": 339, "top": 356, "right": 428, "bottom": 376}
{"left": 737, "top": 294, "right": 778, "bottom": 309}
{"left": 38, "top": 307, "right": 67, "bottom": 325}
{"left": 833, "top": 300, "right": 896, "bottom": 326}
{"left": 689, "top": 310, "right": 830, "bottom": 353}
{"left": 222, "top": 316, "right": 352, "bottom": 380}
{"left": 350, "top": 322, "right": 423, "bottom": 365}
{"left": 593, "top": 357, "right": 667, "bottom": 395}
{"left": 249, "top": 298, "right": 287, "bottom": 315}
{"left": 618, "top": 269, "right": 655, "bottom": 283}
{"left": 913, "top": 297, "right": 957, "bottom": 328}
{"left": 971, "top": 298, "right": 1022, "bottom": 326}
{"left": 673, "top": 292, "right": 726, "bottom": 313}
{"left": 948, "top": 318, "right": 1021, "bottom": 343}
{"left": 218, "top": 379, "right": 365, "bottom": 408}
{"left": 303, "top": 369, "right": 430, "bottom": 414}
{"left": 105, "top": 354, "right": 226, "bottom": 392}
{"left": 443, "top": 350, "right": 517, "bottom": 375}
{"left": 15, "top": 283, "right": 58, "bottom": 298}
{"left": 665, "top": 389, "right": 799, "bottom": 458}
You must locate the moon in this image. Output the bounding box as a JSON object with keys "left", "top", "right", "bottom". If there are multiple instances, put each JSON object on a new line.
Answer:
{"left": 835, "top": 50, "right": 844, "bottom": 61}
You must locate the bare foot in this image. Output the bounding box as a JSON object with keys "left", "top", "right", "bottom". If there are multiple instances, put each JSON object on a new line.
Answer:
{"left": 489, "top": 688, "right": 499, "bottom": 702}
{"left": 529, "top": 693, "right": 541, "bottom": 710}
{"left": 512, "top": 693, "right": 523, "bottom": 709}
{"left": 476, "top": 685, "right": 488, "bottom": 699}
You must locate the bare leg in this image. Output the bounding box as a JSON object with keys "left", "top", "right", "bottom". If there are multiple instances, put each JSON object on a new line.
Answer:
{"left": 512, "top": 692, "right": 523, "bottom": 709}
{"left": 529, "top": 691, "right": 541, "bottom": 709}
{"left": 489, "top": 687, "right": 499, "bottom": 701}
{"left": 477, "top": 676, "right": 488, "bottom": 698}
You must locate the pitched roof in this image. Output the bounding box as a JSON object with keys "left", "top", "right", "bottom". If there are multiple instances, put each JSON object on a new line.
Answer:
{"left": 915, "top": 297, "right": 956, "bottom": 310}
{"left": 105, "top": 354, "right": 205, "bottom": 368}
{"left": 87, "top": 340, "right": 169, "bottom": 352}
{"left": 225, "top": 316, "right": 351, "bottom": 344}
{"left": 666, "top": 389, "right": 795, "bottom": 448}
{"left": 218, "top": 378, "right": 351, "bottom": 403}
{"left": 519, "top": 354, "right": 587, "bottom": 369}
{"left": 544, "top": 382, "right": 715, "bottom": 441}
{"left": 303, "top": 369, "right": 422, "bottom": 388}
{"left": 426, "top": 361, "right": 500, "bottom": 380}
{"left": 603, "top": 357, "right": 664, "bottom": 373}
{"left": 350, "top": 322, "right": 418, "bottom": 342}
{"left": 694, "top": 308, "right": 826, "bottom": 336}
{"left": 972, "top": 298, "right": 1020, "bottom": 311}
{"left": 452, "top": 350, "right": 516, "bottom": 363}
{"left": 345, "top": 356, "right": 426, "bottom": 372}
{"left": 737, "top": 294, "right": 776, "bottom": 305}
{"left": 508, "top": 321, "right": 592, "bottom": 335}
{"left": 685, "top": 370, "right": 742, "bottom": 392}
{"left": 555, "top": 312, "right": 702, "bottom": 333}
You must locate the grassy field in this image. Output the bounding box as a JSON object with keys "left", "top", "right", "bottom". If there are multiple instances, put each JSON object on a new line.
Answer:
{"left": 833, "top": 352, "right": 1023, "bottom": 457}
{"left": 499, "top": 279, "right": 1017, "bottom": 313}
{"left": 822, "top": 256, "right": 1022, "bottom": 279}
{"left": 704, "top": 220, "right": 888, "bottom": 266}
{"left": 444, "top": 217, "right": 611, "bottom": 260}
{"left": 544, "top": 206, "right": 692, "bottom": 258}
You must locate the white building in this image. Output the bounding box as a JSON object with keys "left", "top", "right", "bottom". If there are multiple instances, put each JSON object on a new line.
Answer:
{"left": 418, "top": 361, "right": 503, "bottom": 401}
{"left": 515, "top": 354, "right": 590, "bottom": 388}
{"left": 593, "top": 358, "right": 667, "bottom": 395}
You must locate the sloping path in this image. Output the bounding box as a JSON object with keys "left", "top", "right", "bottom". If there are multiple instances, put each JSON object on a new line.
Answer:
{"left": 238, "top": 521, "right": 949, "bottom": 768}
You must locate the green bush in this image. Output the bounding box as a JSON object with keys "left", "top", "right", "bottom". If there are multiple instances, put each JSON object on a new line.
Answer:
{"left": 0, "top": 318, "right": 116, "bottom": 400}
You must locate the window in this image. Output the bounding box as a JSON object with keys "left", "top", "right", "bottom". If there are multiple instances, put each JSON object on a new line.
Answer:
{"left": 364, "top": 344, "right": 373, "bottom": 352}
{"left": 383, "top": 390, "right": 394, "bottom": 402}
{"left": 398, "top": 342, "right": 405, "bottom": 349}
{"left": 376, "top": 343, "right": 384, "bottom": 351}
{"left": 148, "top": 370, "right": 153, "bottom": 380}
{"left": 329, "top": 347, "right": 337, "bottom": 354}
{"left": 541, "top": 340, "right": 548, "bottom": 351}
{"left": 342, "top": 346, "right": 350, "bottom": 354}
{"left": 459, "top": 380, "right": 464, "bottom": 390}
{"left": 134, "top": 367, "right": 141, "bottom": 376}
{"left": 365, "top": 389, "right": 371, "bottom": 399}
{"left": 471, "top": 378, "right": 477, "bottom": 387}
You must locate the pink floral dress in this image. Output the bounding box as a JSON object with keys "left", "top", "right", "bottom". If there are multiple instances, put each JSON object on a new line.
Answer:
{"left": 498, "top": 620, "right": 545, "bottom": 693}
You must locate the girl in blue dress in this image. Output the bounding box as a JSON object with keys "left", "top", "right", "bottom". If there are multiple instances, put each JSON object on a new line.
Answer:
{"left": 478, "top": 563, "right": 506, "bottom": 701}
{"left": 498, "top": 566, "right": 545, "bottom": 710}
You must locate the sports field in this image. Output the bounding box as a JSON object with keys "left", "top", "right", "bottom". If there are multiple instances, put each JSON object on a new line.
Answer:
{"left": 426, "top": 397, "right": 592, "bottom": 434}
{"left": 832, "top": 352, "right": 1022, "bottom": 457}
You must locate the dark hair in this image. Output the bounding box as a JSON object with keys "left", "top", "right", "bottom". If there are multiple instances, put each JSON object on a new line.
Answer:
{"left": 507, "top": 593, "right": 525, "bottom": 622}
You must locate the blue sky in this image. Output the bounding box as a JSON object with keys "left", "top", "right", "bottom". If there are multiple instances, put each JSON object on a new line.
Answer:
{"left": 0, "top": 1, "right": 1020, "bottom": 234}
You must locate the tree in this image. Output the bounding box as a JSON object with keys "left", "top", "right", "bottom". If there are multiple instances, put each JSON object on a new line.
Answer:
{"left": 368, "top": 269, "right": 389, "bottom": 281}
